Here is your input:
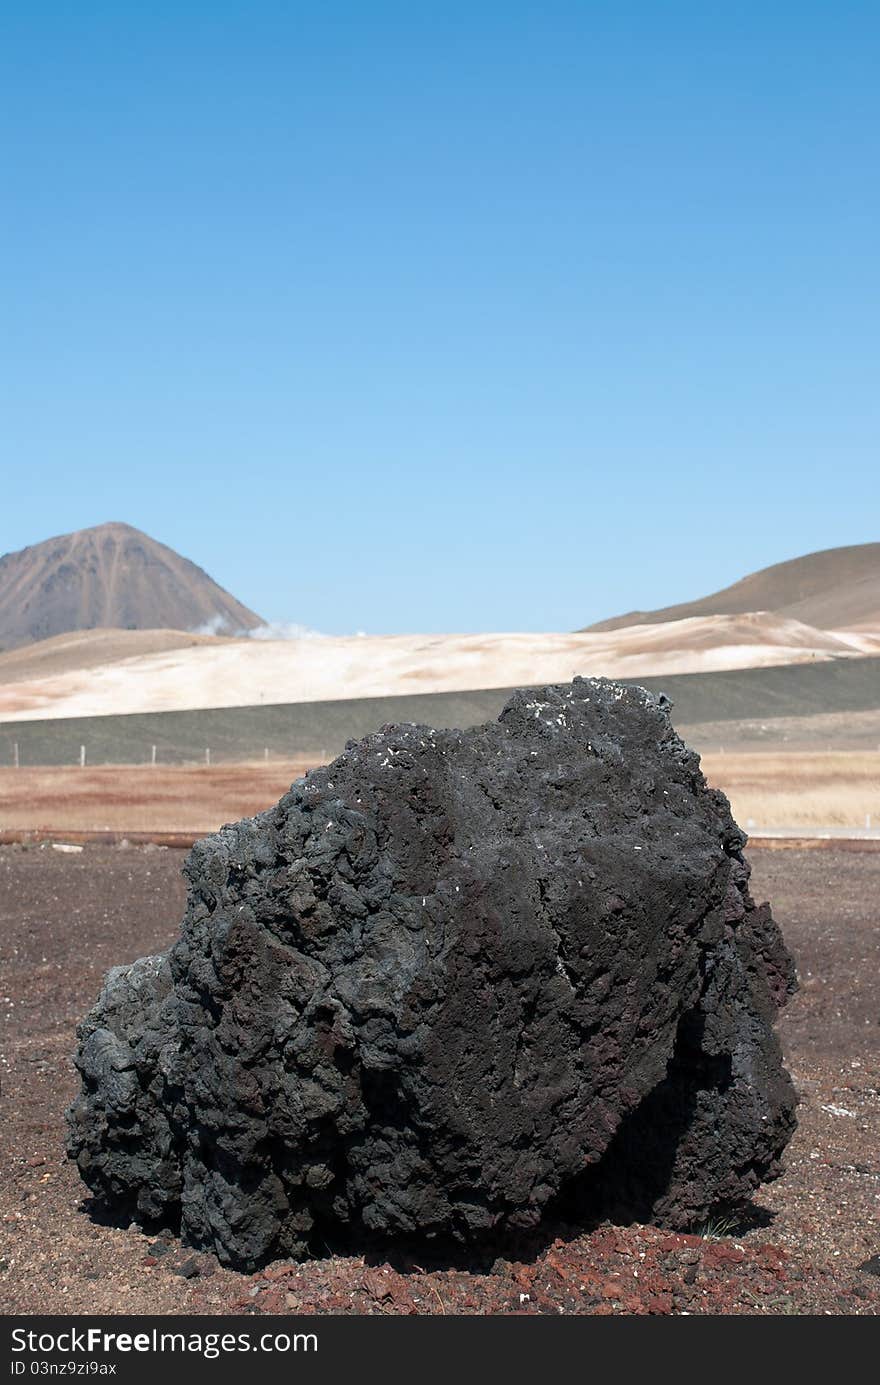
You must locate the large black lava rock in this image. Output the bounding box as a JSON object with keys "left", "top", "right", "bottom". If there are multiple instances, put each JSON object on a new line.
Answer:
{"left": 67, "top": 679, "right": 797, "bottom": 1268}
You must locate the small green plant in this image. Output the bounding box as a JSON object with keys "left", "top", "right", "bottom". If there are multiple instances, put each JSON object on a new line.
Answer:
{"left": 697, "top": 1212, "right": 742, "bottom": 1240}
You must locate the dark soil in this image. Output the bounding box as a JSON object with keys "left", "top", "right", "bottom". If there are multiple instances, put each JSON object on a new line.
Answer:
{"left": 1, "top": 843, "right": 877, "bottom": 1315}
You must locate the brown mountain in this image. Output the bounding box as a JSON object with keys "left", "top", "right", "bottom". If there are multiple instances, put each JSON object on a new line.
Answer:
{"left": 0, "top": 522, "right": 263, "bottom": 652}
{"left": 586, "top": 543, "right": 880, "bottom": 634}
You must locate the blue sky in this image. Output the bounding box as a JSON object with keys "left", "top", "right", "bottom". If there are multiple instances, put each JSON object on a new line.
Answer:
{"left": 1, "top": 2, "right": 877, "bottom": 633}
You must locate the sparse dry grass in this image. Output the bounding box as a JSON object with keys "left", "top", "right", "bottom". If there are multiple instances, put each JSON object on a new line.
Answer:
{"left": 701, "top": 751, "right": 880, "bottom": 829}
{"left": 0, "top": 761, "right": 316, "bottom": 834}
{"left": 0, "top": 752, "right": 877, "bottom": 835}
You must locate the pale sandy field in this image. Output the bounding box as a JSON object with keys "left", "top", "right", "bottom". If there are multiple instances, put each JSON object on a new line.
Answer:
{"left": 0, "top": 752, "right": 877, "bottom": 836}
{"left": 700, "top": 751, "right": 880, "bottom": 831}
{"left": 1, "top": 614, "right": 876, "bottom": 722}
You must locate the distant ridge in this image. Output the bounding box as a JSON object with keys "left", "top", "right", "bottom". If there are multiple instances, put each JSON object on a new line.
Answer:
{"left": 0, "top": 522, "right": 263, "bottom": 651}
{"left": 2, "top": 656, "right": 879, "bottom": 766}
{"left": 586, "top": 543, "right": 880, "bottom": 633}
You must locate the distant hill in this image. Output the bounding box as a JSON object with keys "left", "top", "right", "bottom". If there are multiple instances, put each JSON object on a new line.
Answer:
{"left": 586, "top": 543, "right": 880, "bottom": 633}
{"left": 0, "top": 628, "right": 232, "bottom": 685}
{"left": 3, "top": 656, "right": 880, "bottom": 766}
{"left": 2, "top": 613, "right": 876, "bottom": 724}
{"left": 0, "top": 523, "right": 263, "bottom": 651}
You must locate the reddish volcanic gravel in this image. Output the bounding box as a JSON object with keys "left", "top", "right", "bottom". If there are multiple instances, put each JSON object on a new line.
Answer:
{"left": 1, "top": 842, "right": 878, "bottom": 1315}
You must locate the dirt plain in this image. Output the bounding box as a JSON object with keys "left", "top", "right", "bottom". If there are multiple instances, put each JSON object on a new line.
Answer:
{"left": 0, "top": 842, "right": 878, "bottom": 1316}
{"left": 1, "top": 752, "right": 878, "bottom": 836}
{"left": 0, "top": 762, "right": 315, "bottom": 836}
{"left": 699, "top": 750, "right": 880, "bottom": 830}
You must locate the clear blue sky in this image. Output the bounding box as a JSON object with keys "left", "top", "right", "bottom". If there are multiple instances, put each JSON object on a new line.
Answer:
{"left": 1, "top": 2, "right": 877, "bottom": 633}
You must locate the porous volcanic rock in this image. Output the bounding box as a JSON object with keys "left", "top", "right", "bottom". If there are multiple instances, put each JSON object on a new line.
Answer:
{"left": 67, "top": 679, "right": 797, "bottom": 1268}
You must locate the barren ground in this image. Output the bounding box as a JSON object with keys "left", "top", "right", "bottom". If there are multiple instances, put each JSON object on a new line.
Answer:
{"left": 699, "top": 750, "right": 880, "bottom": 830}
{"left": 1, "top": 753, "right": 878, "bottom": 836}
{"left": 0, "top": 844, "right": 877, "bottom": 1315}
{"left": 0, "top": 763, "right": 314, "bottom": 835}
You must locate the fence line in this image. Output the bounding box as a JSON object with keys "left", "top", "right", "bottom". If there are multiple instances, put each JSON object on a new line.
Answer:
{"left": 2, "top": 744, "right": 335, "bottom": 768}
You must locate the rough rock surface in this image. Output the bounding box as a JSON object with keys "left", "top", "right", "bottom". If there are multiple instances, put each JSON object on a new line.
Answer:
{"left": 67, "top": 679, "right": 797, "bottom": 1269}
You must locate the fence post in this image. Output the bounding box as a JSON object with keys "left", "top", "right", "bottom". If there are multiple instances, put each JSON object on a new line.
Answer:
{"left": 13, "top": 741, "right": 19, "bottom": 769}
{"left": 264, "top": 747, "right": 269, "bottom": 762}
{"left": 151, "top": 744, "right": 157, "bottom": 767}
{"left": 79, "top": 745, "right": 86, "bottom": 768}
{"left": 205, "top": 748, "right": 211, "bottom": 766}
